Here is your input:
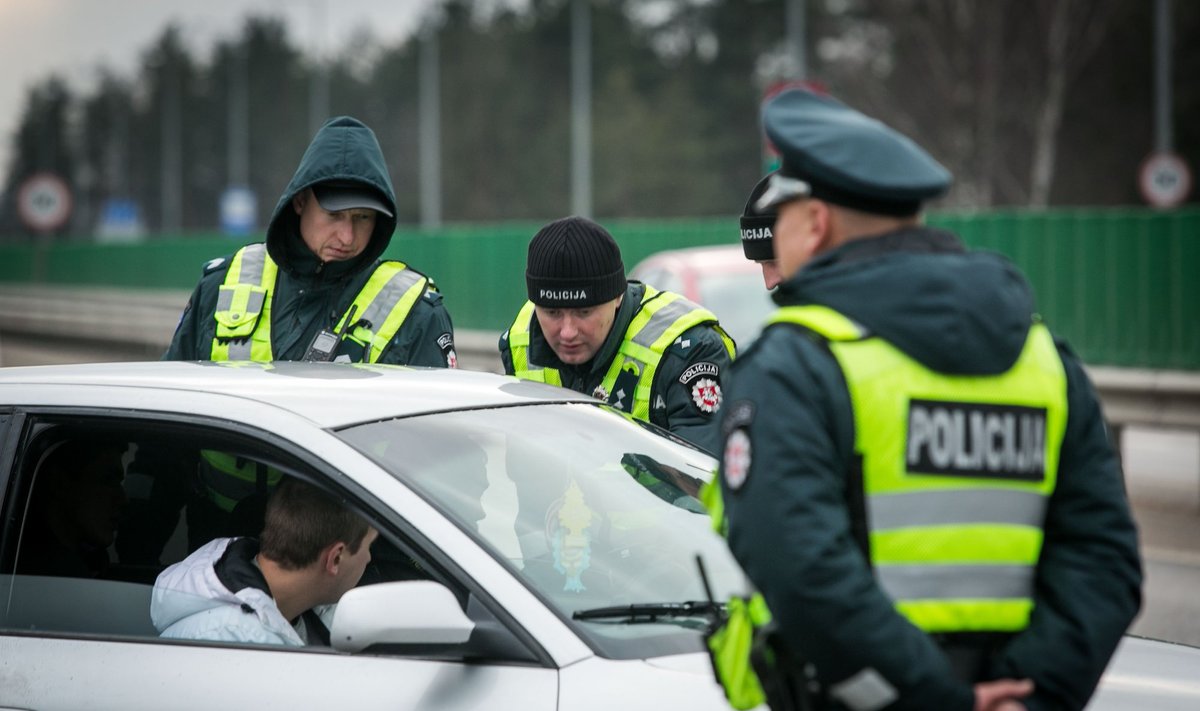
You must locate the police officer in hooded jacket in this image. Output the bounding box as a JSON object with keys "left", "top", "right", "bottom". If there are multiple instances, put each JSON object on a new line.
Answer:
{"left": 122, "top": 117, "right": 457, "bottom": 568}
{"left": 716, "top": 89, "right": 1141, "bottom": 710}
{"left": 165, "top": 115, "right": 456, "bottom": 367}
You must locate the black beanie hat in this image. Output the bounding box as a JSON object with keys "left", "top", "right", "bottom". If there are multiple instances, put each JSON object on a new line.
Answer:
{"left": 740, "top": 172, "right": 777, "bottom": 262}
{"left": 526, "top": 216, "right": 626, "bottom": 308}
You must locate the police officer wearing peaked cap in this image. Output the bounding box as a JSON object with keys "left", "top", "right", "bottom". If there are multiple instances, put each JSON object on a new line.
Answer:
{"left": 715, "top": 88, "right": 1141, "bottom": 710}
{"left": 499, "top": 216, "right": 736, "bottom": 454}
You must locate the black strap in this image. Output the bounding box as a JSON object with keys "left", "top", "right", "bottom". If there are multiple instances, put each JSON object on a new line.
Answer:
{"left": 301, "top": 608, "right": 332, "bottom": 646}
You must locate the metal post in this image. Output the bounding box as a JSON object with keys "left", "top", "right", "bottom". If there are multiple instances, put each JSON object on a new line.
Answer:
{"left": 1154, "top": 0, "right": 1173, "bottom": 153}
{"left": 228, "top": 44, "right": 250, "bottom": 187}
{"left": 570, "top": 0, "right": 592, "bottom": 218}
{"left": 419, "top": 24, "right": 442, "bottom": 229}
{"left": 309, "top": 0, "right": 330, "bottom": 135}
{"left": 161, "top": 62, "right": 182, "bottom": 235}
{"left": 786, "top": 0, "right": 806, "bottom": 79}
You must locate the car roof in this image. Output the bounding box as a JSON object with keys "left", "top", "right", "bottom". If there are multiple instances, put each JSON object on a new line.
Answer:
{"left": 0, "top": 361, "right": 592, "bottom": 429}
{"left": 630, "top": 245, "right": 759, "bottom": 275}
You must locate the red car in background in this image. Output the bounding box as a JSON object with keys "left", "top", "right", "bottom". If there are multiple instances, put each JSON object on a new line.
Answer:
{"left": 629, "top": 245, "right": 775, "bottom": 349}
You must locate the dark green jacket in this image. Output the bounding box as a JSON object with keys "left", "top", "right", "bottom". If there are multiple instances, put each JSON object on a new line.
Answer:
{"left": 165, "top": 116, "right": 455, "bottom": 366}
{"left": 719, "top": 227, "right": 1142, "bottom": 710}
{"left": 498, "top": 282, "right": 733, "bottom": 454}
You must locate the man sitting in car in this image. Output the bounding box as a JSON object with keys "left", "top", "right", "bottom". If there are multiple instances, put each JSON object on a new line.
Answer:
{"left": 150, "top": 478, "right": 377, "bottom": 646}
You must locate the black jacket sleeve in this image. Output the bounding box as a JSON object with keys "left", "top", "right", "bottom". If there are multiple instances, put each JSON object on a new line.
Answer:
{"left": 163, "top": 259, "right": 230, "bottom": 361}
{"left": 498, "top": 330, "right": 516, "bottom": 375}
{"left": 987, "top": 343, "right": 1143, "bottom": 710}
{"left": 721, "top": 326, "right": 976, "bottom": 710}
{"left": 376, "top": 289, "right": 457, "bottom": 368}
{"left": 654, "top": 323, "right": 734, "bottom": 455}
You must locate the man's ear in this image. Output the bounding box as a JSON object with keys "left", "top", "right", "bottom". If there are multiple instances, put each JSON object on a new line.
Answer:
{"left": 805, "top": 201, "right": 834, "bottom": 256}
{"left": 292, "top": 190, "right": 308, "bottom": 216}
{"left": 322, "top": 541, "right": 347, "bottom": 576}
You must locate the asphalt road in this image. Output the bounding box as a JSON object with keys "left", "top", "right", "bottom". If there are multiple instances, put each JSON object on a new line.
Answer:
{"left": 1122, "top": 427, "right": 1200, "bottom": 647}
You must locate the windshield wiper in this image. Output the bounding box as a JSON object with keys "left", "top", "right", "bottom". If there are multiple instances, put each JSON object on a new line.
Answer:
{"left": 572, "top": 600, "right": 725, "bottom": 624}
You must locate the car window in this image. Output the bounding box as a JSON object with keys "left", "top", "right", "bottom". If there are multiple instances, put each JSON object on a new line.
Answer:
{"left": 632, "top": 266, "right": 684, "bottom": 295}
{"left": 337, "top": 402, "right": 752, "bottom": 659}
{"left": 0, "top": 414, "right": 438, "bottom": 648}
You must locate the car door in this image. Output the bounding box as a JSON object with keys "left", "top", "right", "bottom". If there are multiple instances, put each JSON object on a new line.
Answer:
{"left": 0, "top": 409, "right": 558, "bottom": 711}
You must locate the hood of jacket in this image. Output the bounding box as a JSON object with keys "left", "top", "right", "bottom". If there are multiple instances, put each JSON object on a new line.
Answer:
{"left": 265, "top": 116, "right": 398, "bottom": 282}
{"left": 150, "top": 537, "right": 297, "bottom": 642}
{"left": 775, "top": 226, "right": 1036, "bottom": 375}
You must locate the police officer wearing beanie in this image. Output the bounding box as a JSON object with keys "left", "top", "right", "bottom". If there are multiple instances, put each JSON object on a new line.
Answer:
{"left": 499, "top": 216, "right": 736, "bottom": 454}
{"left": 741, "top": 171, "right": 785, "bottom": 290}
{"left": 715, "top": 89, "right": 1141, "bottom": 710}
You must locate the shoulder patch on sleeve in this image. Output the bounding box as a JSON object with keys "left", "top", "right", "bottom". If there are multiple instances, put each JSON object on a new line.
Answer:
{"left": 679, "top": 361, "right": 720, "bottom": 386}
{"left": 437, "top": 332, "right": 458, "bottom": 368}
{"left": 202, "top": 257, "right": 227, "bottom": 275}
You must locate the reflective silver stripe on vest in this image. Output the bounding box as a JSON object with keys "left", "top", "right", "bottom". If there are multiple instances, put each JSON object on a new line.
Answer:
{"left": 237, "top": 243, "right": 269, "bottom": 283}
{"left": 876, "top": 564, "right": 1033, "bottom": 601}
{"left": 227, "top": 338, "right": 252, "bottom": 359}
{"left": 360, "top": 268, "right": 424, "bottom": 327}
{"left": 631, "top": 297, "right": 697, "bottom": 347}
{"left": 869, "top": 489, "right": 1047, "bottom": 530}
{"left": 215, "top": 288, "right": 267, "bottom": 316}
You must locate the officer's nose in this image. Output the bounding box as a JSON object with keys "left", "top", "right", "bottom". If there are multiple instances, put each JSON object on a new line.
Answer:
{"left": 559, "top": 315, "right": 580, "bottom": 340}
{"left": 333, "top": 219, "right": 354, "bottom": 245}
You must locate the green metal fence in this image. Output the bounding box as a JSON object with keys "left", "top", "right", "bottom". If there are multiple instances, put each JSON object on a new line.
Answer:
{"left": 1, "top": 208, "right": 1196, "bottom": 369}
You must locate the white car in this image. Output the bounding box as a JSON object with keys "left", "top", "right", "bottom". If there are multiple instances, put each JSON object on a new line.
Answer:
{"left": 629, "top": 245, "right": 775, "bottom": 348}
{"left": 0, "top": 362, "right": 1196, "bottom": 710}
{"left": 0, "top": 361, "right": 748, "bottom": 710}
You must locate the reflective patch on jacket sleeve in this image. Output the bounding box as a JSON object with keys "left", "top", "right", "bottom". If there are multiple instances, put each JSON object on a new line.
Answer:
{"left": 828, "top": 668, "right": 897, "bottom": 711}
{"left": 203, "top": 257, "right": 226, "bottom": 274}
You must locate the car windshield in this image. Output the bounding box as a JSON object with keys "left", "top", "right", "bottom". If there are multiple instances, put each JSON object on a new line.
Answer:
{"left": 337, "top": 402, "right": 751, "bottom": 658}
{"left": 696, "top": 272, "right": 775, "bottom": 347}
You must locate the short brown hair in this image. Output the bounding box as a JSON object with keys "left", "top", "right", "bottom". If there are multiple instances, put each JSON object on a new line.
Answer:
{"left": 258, "top": 479, "right": 371, "bottom": 569}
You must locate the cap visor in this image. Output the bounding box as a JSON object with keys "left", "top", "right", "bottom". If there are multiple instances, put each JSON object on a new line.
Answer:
{"left": 312, "top": 185, "right": 394, "bottom": 218}
{"left": 754, "top": 174, "right": 811, "bottom": 211}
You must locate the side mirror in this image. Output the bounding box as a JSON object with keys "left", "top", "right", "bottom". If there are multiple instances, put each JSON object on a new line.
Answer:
{"left": 330, "top": 580, "right": 476, "bottom": 653}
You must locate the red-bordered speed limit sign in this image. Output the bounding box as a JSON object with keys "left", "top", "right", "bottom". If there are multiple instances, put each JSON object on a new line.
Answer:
{"left": 17, "top": 172, "right": 73, "bottom": 232}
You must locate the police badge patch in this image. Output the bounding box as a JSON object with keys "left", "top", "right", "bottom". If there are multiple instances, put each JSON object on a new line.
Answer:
{"left": 723, "top": 429, "right": 751, "bottom": 491}
{"left": 437, "top": 333, "right": 457, "bottom": 368}
{"left": 680, "top": 362, "right": 722, "bottom": 415}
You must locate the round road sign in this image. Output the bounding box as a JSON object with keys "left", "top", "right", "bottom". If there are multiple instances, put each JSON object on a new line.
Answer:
{"left": 17, "top": 172, "right": 73, "bottom": 232}
{"left": 1139, "top": 152, "right": 1192, "bottom": 209}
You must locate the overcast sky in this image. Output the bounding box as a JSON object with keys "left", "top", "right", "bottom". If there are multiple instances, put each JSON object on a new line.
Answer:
{"left": 0, "top": 0, "right": 441, "bottom": 177}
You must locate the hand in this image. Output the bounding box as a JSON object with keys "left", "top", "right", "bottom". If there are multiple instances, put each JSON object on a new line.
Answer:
{"left": 974, "top": 678, "right": 1033, "bottom": 711}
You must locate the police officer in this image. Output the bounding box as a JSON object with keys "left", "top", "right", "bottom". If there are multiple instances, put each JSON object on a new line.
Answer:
{"left": 166, "top": 115, "right": 456, "bottom": 367}
{"left": 716, "top": 89, "right": 1142, "bottom": 710}
{"left": 499, "top": 215, "right": 735, "bottom": 454}
{"left": 740, "top": 171, "right": 784, "bottom": 290}
{"left": 125, "top": 116, "right": 458, "bottom": 563}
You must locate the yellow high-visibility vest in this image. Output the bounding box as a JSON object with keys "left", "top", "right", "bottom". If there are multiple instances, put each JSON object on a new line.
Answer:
{"left": 211, "top": 243, "right": 430, "bottom": 363}
{"left": 767, "top": 304, "right": 1068, "bottom": 633}
{"left": 507, "top": 286, "right": 735, "bottom": 421}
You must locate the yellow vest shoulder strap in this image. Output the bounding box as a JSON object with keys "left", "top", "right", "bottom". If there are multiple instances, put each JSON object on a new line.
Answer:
{"left": 211, "top": 243, "right": 277, "bottom": 361}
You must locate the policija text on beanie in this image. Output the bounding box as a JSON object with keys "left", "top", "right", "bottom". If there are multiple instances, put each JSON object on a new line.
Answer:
{"left": 526, "top": 217, "right": 626, "bottom": 308}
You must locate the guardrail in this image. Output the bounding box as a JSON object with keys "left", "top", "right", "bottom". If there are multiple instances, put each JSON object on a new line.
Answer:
{"left": 2, "top": 285, "right": 1199, "bottom": 439}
